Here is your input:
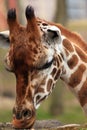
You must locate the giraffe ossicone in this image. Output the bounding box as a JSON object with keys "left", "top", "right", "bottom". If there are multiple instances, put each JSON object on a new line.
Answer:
{"left": 0, "top": 5, "right": 87, "bottom": 129}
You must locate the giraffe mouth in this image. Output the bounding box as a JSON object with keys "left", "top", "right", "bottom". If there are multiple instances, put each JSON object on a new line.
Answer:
{"left": 37, "top": 58, "right": 54, "bottom": 70}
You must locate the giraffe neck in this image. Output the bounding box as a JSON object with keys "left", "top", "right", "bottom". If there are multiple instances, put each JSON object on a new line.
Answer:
{"left": 59, "top": 35, "right": 87, "bottom": 115}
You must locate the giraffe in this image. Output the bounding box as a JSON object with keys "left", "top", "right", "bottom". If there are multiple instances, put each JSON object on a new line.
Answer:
{"left": 0, "top": 6, "right": 62, "bottom": 129}
{"left": 0, "top": 5, "right": 87, "bottom": 129}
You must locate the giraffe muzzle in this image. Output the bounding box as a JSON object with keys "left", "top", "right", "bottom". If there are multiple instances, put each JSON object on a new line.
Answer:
{"left": 12, "top": 107, "right": 36, "bottom": 128}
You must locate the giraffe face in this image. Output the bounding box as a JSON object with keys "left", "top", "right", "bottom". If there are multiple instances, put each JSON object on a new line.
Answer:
{"left": 5, "top": 6, "right": 62, "bottom": 129}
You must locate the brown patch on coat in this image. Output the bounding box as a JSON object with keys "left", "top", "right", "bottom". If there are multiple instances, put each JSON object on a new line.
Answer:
{"left": 63, "top": 39, "right": 74, "bottom": 52}
{"left": 67, "top": 54, "right": 78, "bottom": 69}
{"left": 35, "top": 87, "right": 44, "bottom": 94}
{"left": 47, "top": 79, "right": 53, "bottom": 92}
{"left": 40, "top": 76, "right": 47, "bottom": 86}
{"left": 78, "top": 79, "right": 87, "bottom": 106}
{"left": 75, "top": 45, "right": 87, "bottom": 63}
{"left": 55, "top": 55, "right": 61, "bottom": 68}
{"left": 54, "top": 69, "right": 61, "bottom": 80}
{"left": 69, "top": 64, "right": 86, "bottom": 88}
{"left": 51, "top": 68, "right": 57, "bottom": 77}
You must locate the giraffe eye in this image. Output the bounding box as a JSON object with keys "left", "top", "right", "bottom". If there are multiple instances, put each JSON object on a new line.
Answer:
{"left": 37, "top": 58, "right": 54, "bottom": 70}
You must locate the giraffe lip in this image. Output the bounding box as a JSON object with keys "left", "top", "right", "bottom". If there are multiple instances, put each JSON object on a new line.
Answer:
{"left": 37, "top": 58, "right": 54, "bottom": 70}
{"left": 12, "top": 116, "right": 35, "bottom": 129}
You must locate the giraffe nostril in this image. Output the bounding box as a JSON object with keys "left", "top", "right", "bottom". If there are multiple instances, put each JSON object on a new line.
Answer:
{"left": 13, "top": 108, "right": 22, "bottom": 120}
{"left": 22, "top": 109, "right": 32, "bottom": 118}
{"left": 13, "top": 107, "right": 32, "bottom": 120}
{"left": 16, "top": 112, "right": 22, "bottom": 120}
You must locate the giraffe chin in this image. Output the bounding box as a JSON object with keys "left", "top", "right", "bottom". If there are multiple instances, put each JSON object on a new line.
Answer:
{"left": 12, "top": 117, "right": 35, "bottom": 129}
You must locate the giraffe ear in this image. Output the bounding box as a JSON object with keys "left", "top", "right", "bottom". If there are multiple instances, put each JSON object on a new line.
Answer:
{"left": 0, "top": 30, "right": 10, "bottom": 48}
{"left": 47, "top": 26, "right": 61, "bottom": 40}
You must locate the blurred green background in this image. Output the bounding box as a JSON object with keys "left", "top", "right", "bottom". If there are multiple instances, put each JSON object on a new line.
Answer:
{"left": 0, "top": 0, "right": 87, "bottom": 124}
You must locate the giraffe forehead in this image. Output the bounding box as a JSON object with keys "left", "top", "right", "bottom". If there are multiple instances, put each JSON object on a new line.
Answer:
{"left": 10, "top": 28, "right": 39, "bottom": 45}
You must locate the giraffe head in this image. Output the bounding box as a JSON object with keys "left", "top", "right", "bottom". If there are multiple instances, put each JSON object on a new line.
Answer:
{"left": 2, "top": 6, "right": 62, "bottom": 129}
